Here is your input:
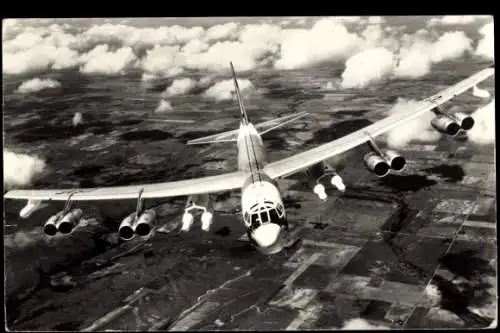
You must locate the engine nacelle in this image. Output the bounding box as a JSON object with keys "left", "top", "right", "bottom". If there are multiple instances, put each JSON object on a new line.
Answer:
{"left": 431, "top": 116, "right": 460, "bottom": 136}
{"left": 119, "top": 213, "right": 136, "bottom": 241}
{"left": 20, "top": 200, "right": 43, "bottom": 219}
{"left": 135, "top": 209, "right": 156, "bottom": 237}
{"left": 43, "top": 213, "right": 62, "bottom": 236}
{"left": 384, "top": 150, "right": 406, "bottom": 172}
{"left": 201, "top": 211, "right": 213, "bottom": 231}
{"left": 453, "top": 112, "right": 475, "bottom": 131}
{"left": 364, "top": 152, "right": 390, "bottom": 177}
{"left": 57, "top": 208, "right": 83, "bottom": 234}
{"left": 181, "top": 212, "right": 194, "bottom": 232}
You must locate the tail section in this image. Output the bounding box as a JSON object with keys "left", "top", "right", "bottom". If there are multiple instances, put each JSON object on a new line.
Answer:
{"left": 230, "top": 62, "right": 249, "bottom": 125}
{"left": 187, "top": 111, "right": 309, "bottom": 145}
{"left": 186, "top": 62, "right": 310, "bottom": 146}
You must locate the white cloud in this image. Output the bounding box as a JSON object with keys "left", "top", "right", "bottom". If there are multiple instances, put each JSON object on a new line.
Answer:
{"left": 16, "top": 78, "right": 61, "bottom": 93}
{"left": 429, "top": 31, "right": 472, "bottom": 63}
{"left": 181, "top": 39, "right": 210, "bottom": 53}
{"left": 467, "top": 99, "right": 495, "bottom": 145}
{"left": 140, "top": 45, "right": 184, "bottom": 77}
{"left": 385, "top": 98, "right": 441, "bottom": 148}
{"left": 428, "top": 15, "right": 478, "bottom": 26}
{"left": 334, "top": 16, "right": 362, "bottom": 24}
{"left": 72, "top": 112, "right": 83, "bottom": 126}
{"left": 475, "top": 22, "right": 494, "bottom": 60}
{"left": 80, "top": 44, "right": 137, "bottom": 75}
{"left": 367, "top": 16, "right": 386, "bottom": 24}
{"left": 162, "top": 78, "right": 197, "bottom": 97}
{"left": 2, "top": 18, "right": 482, "bottom": 84}
{"left": 205, "top": 22, "right": 240, "bottom": 43}
{"left": 3, "top": 44, "right": 57, "bottom": 75}
{"left": 394, "top": 49, "right": 431, "bottom": 78}
{"left": 155, "top": 99, "right": 174, "bottom": 113}
{"left": 275, "top": 18, "right": 363, "bottom": 70}
{"left": 342, "top": 318, "right": 389, "bottom": 330}
{"left": 203, "top": 78, "right": 254, "bottom": 101}
{"left": 340, "top": 47, "right": 395, "bottom": 89}
{"left": 3, "top": 150, "right": 46, "bottom": 190}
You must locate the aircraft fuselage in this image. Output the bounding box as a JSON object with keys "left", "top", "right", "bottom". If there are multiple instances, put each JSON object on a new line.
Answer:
{"left": 237, "top": 122, "right": 288, "bottom": 255}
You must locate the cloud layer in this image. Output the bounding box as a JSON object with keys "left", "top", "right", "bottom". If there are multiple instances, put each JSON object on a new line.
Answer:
{"left": 3, "top": 17, "right": 490, "bottom": 79}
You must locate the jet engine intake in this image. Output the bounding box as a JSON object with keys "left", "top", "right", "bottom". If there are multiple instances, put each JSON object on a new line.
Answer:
{"left": 364, "top": 152, "right": 390, "bottom": 177}
{"left": 454, "top": 112, "right": 475, "bottom": 131}
{"left": 135, "top": 209, "right": 156, "bottom": 237}
{"left": 119, "top": 213, "right": 136, "bottom": 241}
{"left": 57, "top": 208, "right": 83, "bottom": 234}
{"left": 384, "top": 150, "right": 406, "bottom": 172}
{"left": 431, "top": 116, "right": 460, "bottom": 136}
{"left": 44, "top": 213, "right": 62, "bottom": 236}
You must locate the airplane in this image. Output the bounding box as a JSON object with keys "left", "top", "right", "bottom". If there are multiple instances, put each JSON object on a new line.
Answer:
{"left": 4, "top": 62, "right": 494, "bottom": 255}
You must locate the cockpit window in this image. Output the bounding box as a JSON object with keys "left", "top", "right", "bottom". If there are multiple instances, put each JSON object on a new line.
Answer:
{"left": 269, "top": 208, "right": 280, "bottom": 222}
{"left": 260, "top": 211, "right": 269, "bottom": 223}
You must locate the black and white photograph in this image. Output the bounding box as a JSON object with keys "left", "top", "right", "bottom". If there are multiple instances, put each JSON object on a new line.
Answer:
{"left": 3, "top": 15, "right": 496, "bottom": 330}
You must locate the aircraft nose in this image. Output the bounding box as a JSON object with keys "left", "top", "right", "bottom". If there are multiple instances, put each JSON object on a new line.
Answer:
{"left": 252, "top": 223, "right": 281, "bottom": 248}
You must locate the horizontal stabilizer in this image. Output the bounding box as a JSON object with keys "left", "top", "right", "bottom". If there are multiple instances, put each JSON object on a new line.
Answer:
{"left": 187, "top": 111, "right": 309, "bottom": 145}
{"left": 141, "top": 117, "right": 195, "bottom": 124}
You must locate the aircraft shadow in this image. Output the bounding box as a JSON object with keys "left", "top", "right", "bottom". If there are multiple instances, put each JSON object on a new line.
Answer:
{"left": 378, "top": 174, "right": 438, "bottom": 192}
{"left": 422, "top": 164, "right": 466, "bottom": 183}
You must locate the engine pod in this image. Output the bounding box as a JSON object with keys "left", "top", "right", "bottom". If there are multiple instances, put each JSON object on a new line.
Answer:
{"left": 363, "top": 152, "right": 390, "bottom": 177}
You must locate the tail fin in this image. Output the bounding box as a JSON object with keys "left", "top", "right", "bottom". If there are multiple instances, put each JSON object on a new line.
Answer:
{"left": 230, "top": 62, "right": 249, "bottom": 125}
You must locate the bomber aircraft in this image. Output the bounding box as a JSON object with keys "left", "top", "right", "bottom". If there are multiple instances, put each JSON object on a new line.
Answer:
{"left": 4, "top": 62, "right": 495, "bottom": 255}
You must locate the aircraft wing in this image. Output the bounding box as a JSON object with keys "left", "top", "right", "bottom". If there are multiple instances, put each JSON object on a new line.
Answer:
{"left": 263, "top": 67, "right": 495, "bottom": 179}
{"left": 3, "top": 171, "right": 246, "bottom": 201}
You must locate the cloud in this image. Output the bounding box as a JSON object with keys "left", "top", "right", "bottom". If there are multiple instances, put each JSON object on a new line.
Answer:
{"left": 467, "top": 99, "right": 495, "bottom": 145}
{"left": 367, "top": 16, "right": 386, "bottom": 24}
{"left": 475, "top": 22, "right": 494, "bottom": 60}
{"left": 275, "top": 18, "right": 363, "bottom": 70}
{"left": 3, "top": 150, "right": 46, "bottom": 190}
{"left": 428, "top": 15, "right": 479, "bottom": 26}
{"left": 204, "top": 22, "right": 240, "bottom": 43}
{"left": 394, "top": 49, "right": 431, "bottom": 78}
{"left": 340, "top": 47, "right": 395, "bottom": 88}
{"left": 2, "top": 17, "right": 484, "bottom": 82}
{"left": 342, "top": 318, "right": 389, "bottom": 330}
{"left": 429, "top": 31, "right": 472, "bottom": 63}
{"left": 140, "top": 45, "right": 184, "bottom": 77}
{"left": 386, "top": 98, "right": 441, "bottom": 148}
{"left": 155, "top": 99, "right": 174, "bottom": 113}
{"left": 392, "top": 30, "right": 472, "bottom": 79}
{"left": 16, "top": 78, "right": 61, "bottom": 93}
{"left": 79, "top": 44, "right": 137, "bottom": 75}
{"left": 203, "top": 78, "right": 254, "bottom": 101}
{"left": 162, "top": 78, "right": 198, "bottom": 97}
{"left": 72, "top": 112, "right": 83, "bottom": 126}
{"left": 141, "top": 72, "right": 160, "bottom": 82}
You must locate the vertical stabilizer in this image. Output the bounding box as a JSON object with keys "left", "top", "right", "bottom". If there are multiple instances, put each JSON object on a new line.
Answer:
{"left": 230, "top": 62, "right": 249, "bottom": 125}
